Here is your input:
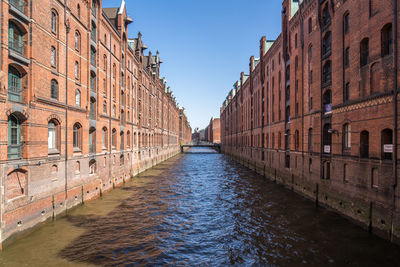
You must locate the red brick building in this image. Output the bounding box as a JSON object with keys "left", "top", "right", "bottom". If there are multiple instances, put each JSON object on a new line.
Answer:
{"left": 179, "top": 108, "right": 192, "bottom": 145}
{"left": 205, "top": 117, "right": 221, "bottom": 144}
{"left": 221, "top": 0, "right": 400, "bottom": 243}
{"left": 0, "top": 0, "right": 190, "bottom": 248}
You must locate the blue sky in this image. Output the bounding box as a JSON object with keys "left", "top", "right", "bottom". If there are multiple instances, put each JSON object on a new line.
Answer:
{"left": 102, "top": 0, "right": 282, "bottom": 130}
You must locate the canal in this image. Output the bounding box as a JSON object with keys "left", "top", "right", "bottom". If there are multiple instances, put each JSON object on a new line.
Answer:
{"left": 1, "top": 147, "right": 400, "bottom": 266}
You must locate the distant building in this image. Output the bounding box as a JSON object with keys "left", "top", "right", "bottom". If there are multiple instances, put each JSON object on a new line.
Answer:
{"left": 205, "top": 118, "right": 220, "bottom": 144}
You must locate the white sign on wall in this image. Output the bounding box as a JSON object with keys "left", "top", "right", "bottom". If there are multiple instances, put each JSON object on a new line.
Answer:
{"left": 384, "top": 144, "right": 393, "bottom": 153}
{"left": 324, "top": 145, "right": 331, "bottom": 153}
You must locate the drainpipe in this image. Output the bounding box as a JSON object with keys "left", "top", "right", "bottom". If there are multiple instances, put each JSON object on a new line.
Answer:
{"left": 64, "top": 0, "right": 70, "bottom": 211}
{"left": 299, "top": 2, "right": 305, "bottom": 180}
{"left": 108, "top": 33, "right": 112, "bottom": 183}
{"left": 0, "top": 0, "right": 2, "bottom": 248}
{"left": 268, "top": 57, "right": 272, "bottom": 168}
{"left": 391, "top": 0, "right": 398, "bottom": 242}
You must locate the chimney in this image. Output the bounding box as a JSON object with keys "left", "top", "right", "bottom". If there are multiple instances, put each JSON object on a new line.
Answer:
{"left": 249, "top": 56, "right": 254, "bottom": 74}
{"left": 260, "top": 36, "right": 266, "bottom": 58}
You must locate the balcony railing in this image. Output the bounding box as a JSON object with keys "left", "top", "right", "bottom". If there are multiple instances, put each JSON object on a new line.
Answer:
{"left": 10, "top": 0, "right": 26, "bottom": 14}
{"left": 9, "top": 38, "right": 24, "bottom": 55}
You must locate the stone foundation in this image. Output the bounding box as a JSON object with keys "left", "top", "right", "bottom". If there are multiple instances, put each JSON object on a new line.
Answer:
{"left": 0, "top": 146, "right": 180, "bottom": 250}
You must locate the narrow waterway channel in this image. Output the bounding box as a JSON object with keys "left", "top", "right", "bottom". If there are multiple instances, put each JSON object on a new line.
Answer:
{"left": 1, "top": 147, "right": 400, "bottom": 266}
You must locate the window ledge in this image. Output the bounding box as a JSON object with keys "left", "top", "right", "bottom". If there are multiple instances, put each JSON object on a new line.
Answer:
{"left": 48, "top": 149, "right": 60, "bottom": 155}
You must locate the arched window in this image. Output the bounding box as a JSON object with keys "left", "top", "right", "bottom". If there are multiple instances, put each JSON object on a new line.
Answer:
{"left": 75, "top": 61, "right": 79, "bottom": 79}
{"left": 113, "top": 104, "right": 116, "bottom": 117}
{"left": 360, "top": 38, "right": 369, "bottom": 67}
{"left": 112, "top": 128, "right": 117, "bottom": 149}
{"left": 360, "top": 130, "right": 369, "bottom": 158}
{"left": 91, "top": 22, "right": 96, "bottom": 42}
{"left": 343, "top": 123, "right": 351, "bottom": 151}
{"left": 343, "top": 12, "right": 350, "bottom": 34}
{"left": 308, "top": 128, "right": 313, "bottom": 153}
{"left": 73, "top": 123, "right": 82, "bottom": 150}
{"left": 90, "top": 47, "right": 96, "bottom": 66}
{"left": 90, "top": 71, "right": 96, "bottom": 92}
{"left": 75, "top": 31, "right": 80, "bottom": 51}
{"left": 77, "top": 4, "right": 81, "bottom": 19}
{"left": 308, "top": 17, "right": 312, "bottom": 34}
{"left": 103, "top": 100, "right": 107, "bottom": 114}
{"left": 8, "top": 114, "right": 21, "bottom": 159}
{"left": 9, "top": 22, "right": 24, "bottom": 55}
{"left": 381, "top": 129, "right": 393, "bottom": 160}
{"left": 381, "top": 24, "right": 393, "bottom": 56}
{"left": 75, "top": 89, "right": 81, "bottom": 106}
{"left": 308, "top": 45, "right": 313, "bottom": 61}
{"left": 8, "top": 66, "right": 22, "bottom": 101}
{"left": 322, "top": 5, "right": 331, "bottom": 27}
{"left": 48, "top": 119, "right": 60, "bottom": 152}
{"left": 89, "top": 127, "right": 96, "bottom": 153}
{"left": 103, "top": 55, "right": 107, "bottom": 71}
{"left": 102, "top": 127, "right": 108, "bottom": 149}
{"left": 120, "top": 131, "right": 124, "bottom": 150}
{"left": 127, "top": 131, "right": 131, "bottom": 148}
{"left": 51, "top": 79, "right": 58, "bottom": 100}
{"left": 51, "top": 10, "right": 58, "bottom": 34}
{"left": 75, "top": 161, "right": 80, "bottom": 174}
{"left": 323, "top": 90, "right": 332, "bottom": 114}
{"left": 51, "top": 46, "right": 56, "bottom": 67}
{"left": 89, "top": 160, "right": 96, "bottom": 174}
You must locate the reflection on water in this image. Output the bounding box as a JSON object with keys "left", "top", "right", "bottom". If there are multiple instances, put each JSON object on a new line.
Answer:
{"left": 1, "top": 147, "right": 400, "bottom": 266}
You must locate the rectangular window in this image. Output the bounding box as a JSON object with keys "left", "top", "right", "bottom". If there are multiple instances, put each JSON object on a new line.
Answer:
{"left": 345, "top": 47, "right": 350, "bottom": 68}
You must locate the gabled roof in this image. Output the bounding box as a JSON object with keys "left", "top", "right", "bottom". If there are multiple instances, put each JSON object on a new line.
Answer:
{"left": 103, "top": 7, "right": 118, "bottom": 29}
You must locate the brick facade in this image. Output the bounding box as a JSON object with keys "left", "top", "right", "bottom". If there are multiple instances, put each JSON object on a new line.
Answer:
{"left": 204, "top": 117, "right": 220, "bottom": 144}
{"left": 221, "top": 0, "right": 400, "bottom": 243}
{"left": 0, "top": 0, "right": 191, "bottom": 248}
